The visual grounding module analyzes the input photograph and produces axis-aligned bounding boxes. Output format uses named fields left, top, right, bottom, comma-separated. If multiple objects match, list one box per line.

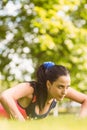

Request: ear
left=46, top=80, right=51, bottom=90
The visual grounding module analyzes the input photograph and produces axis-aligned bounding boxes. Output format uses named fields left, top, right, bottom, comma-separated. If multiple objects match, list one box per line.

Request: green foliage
left=0, top=0, right=87, bottom=92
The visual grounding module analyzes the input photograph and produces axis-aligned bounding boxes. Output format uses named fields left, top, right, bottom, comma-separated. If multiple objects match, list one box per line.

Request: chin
left=60, top=98, right=64, bottom=101
left=57, top=97, right=64, bottom=101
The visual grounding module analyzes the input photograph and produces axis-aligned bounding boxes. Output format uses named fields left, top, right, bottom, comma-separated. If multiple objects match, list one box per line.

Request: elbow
left=82, top=95, right=87, bottom=105
left=84, top=95, right=87, bottom=101
left=85, top=97, right=87, bottom=104
left=80, top=96, right=87, bottom=118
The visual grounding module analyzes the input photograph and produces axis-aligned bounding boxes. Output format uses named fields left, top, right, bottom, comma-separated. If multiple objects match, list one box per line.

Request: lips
left=59, top=95, right=65, bottom=99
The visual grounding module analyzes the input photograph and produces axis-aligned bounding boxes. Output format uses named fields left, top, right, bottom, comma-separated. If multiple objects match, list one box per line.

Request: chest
left=18, top=97, right=32, bottom=108
left=35, top=102, right=52, bottom=115
left=25, top=99, right=57, bottom=119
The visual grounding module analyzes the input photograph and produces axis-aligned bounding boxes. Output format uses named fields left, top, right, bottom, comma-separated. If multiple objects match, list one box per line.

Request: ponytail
left=36, top=62, right=54, bottom=110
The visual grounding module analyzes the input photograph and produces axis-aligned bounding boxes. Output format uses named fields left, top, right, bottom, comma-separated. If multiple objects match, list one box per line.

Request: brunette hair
left=36, top=62, right=70, bottom=110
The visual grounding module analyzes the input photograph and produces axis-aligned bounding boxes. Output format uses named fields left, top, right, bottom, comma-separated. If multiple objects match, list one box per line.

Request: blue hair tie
left=43, top=61, right=55, bottom=69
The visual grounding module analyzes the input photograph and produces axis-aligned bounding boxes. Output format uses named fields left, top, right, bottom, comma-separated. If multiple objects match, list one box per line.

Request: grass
left=0, top=114, right=87, bottom=130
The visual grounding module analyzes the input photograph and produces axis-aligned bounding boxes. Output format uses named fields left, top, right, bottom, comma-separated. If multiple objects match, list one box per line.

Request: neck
left=46, top=94, right=53, bottom=104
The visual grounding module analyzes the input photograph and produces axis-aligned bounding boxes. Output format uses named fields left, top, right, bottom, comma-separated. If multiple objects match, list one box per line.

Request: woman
left=0, top=61, right=87, bottom=121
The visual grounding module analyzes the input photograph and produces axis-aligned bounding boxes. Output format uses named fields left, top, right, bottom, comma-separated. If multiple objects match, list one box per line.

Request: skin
left=46, top=74, right=71, bottom=101
left=47, top=75, right=87, bottom=117
left=0, top=75, right=87, bottom=121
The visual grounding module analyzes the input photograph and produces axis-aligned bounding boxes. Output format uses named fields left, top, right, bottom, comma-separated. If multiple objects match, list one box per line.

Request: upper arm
left=65, top=87, right=87, bottom=104
left=1, top=83, right=34, bottom=100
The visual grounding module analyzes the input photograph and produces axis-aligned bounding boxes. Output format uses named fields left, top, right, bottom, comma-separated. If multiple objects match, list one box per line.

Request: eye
left=66, top=85, right=70, bottom=89
left=58, top=85, right=63, bottom=89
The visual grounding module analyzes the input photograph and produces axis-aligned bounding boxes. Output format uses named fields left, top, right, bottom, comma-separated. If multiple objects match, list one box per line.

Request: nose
left=62, top=88, right=67, bottom=95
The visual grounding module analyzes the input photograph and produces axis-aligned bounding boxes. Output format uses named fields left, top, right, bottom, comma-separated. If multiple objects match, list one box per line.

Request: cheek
left=49, top=87, right=55, bottom=96
left=55, top=89, right=61, bottom=95
left=50, top=87, right=60, bottom=96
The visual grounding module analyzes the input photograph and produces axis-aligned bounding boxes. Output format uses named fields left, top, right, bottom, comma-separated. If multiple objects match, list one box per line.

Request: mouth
left=59, top=95, right=65, bottom=99
left=56, top=95, right=66, bottom=101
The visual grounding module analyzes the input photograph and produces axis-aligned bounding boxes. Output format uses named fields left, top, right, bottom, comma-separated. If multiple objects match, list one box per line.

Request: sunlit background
left=0, top=0, right=87, bottom=117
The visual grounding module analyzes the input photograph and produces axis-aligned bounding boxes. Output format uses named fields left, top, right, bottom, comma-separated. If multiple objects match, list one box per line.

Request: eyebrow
left=58, top=84, right=70, bottom=88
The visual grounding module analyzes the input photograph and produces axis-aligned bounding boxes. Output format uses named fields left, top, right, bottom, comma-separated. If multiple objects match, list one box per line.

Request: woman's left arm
left=66, top=87, right=87, bottom=117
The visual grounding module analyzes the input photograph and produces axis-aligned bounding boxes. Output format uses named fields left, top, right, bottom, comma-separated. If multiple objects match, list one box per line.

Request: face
left=47, top=75, right=71, bottom=101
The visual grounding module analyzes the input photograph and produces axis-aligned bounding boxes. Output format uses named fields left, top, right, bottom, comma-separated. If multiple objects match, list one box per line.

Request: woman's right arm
left=0, top=83, right=34, bottom=121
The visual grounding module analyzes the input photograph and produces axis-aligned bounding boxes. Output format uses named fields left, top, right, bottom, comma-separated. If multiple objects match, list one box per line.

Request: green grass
left=0, top=114, right=87, bottom=130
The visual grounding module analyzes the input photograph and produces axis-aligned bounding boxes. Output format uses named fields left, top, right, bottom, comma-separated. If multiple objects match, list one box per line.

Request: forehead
left=54, top=75, right=71, bottom=85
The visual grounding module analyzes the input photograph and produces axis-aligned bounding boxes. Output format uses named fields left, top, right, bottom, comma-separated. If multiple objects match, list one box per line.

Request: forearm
left=0, top=94, right=25, bottom=121
left=80, top=99, right=87, bottom=117
left=66, top=88, right=87, bottom=117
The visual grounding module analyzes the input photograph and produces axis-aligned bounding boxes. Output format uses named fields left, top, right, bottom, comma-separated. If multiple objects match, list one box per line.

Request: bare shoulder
left=1, top=82, right=34, bottom=100
left=66, top=87, right=87, bottom=103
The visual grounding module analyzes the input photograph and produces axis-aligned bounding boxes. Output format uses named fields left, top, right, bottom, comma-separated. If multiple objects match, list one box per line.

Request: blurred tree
left=0, top=0, right=87, bottom=93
